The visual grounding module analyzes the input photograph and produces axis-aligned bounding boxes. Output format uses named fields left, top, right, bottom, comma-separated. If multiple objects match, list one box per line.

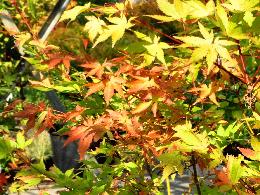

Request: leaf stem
left=134, top=19, right=182, bottom=45
left=215, top=57, right=246, bottom=84
left=191, top=153, right=201, bottom=195
left=166, top=176, right=171, bottom=195
left=243, top=114, right=254, bottom=135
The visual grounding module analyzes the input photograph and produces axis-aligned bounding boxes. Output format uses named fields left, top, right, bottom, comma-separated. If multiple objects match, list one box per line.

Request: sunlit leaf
left=84, top=16, right=106, bottom=42
left=60, top=3, right=91, bottom=22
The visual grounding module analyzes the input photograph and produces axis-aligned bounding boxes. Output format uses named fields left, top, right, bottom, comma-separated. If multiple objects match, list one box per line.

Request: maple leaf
left=62, top=105, right=85, bottom=122
left=132, top=101, right=152, bottom=114
left=104, top=76, right=126, bottom=104
left=93, top=15, right=135, bottom=47
left=81, top=61, right=115, bottom=79
left=222, top=0, right=259, bottom=12
left=85, top=81, right=105, bottom=97
left=175, top=22, right=237, bottom=73
left=35, top=108, right=58, bottom=135
left=128, top=76, right=159, bottom=94
left=3, top=99, right=23, bottom=114
left=29, top=78, right=53, bottom=91
left=174, top=121, right=209, bottom=153
left=214, top=168, right=232, bottom=187
left=226, top=155, right=245, bottom=184
left=216, top=5, right=248, bottom=40
left=0, top=173, right=7, bottom=191
left=189, top=82, right=223, bottom=106
left=15, top=32, right=31, bottom=50
left=158, top=151, right=188, bottom=182
left=64, top=117, right=109, bottom=159
left=46, top=55, right=74, bottom=70
left=13, top=102, right=46, bottom=130
left=155, top=0, right=189, bottom=21
left=84, top=16, right=106, bottom=42
left=81, top=61, right=105, bottom=79
left=238, top=137, right=260, bottom=161
left=60, top=3, right=91, bottom=22
left=148, top=0, right=214, bottom=22
left=85, top=76, right=126, bottom=104
left=134, top=31, right=172, bottom=66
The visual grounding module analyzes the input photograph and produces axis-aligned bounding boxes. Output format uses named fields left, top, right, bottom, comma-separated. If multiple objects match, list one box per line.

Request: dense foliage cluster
left=0, top=0, right=259, bottom=194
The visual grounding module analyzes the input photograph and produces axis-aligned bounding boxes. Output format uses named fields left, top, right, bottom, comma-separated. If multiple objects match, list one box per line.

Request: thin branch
left=191, top=153, right=201, bottom=195
left=134, top=19, right=182, bottom=45
left=252, top=65, right=260, bottom=80
left=215, top=57, right=246, bottom=84
left=237, top=41, right=249, bottom=84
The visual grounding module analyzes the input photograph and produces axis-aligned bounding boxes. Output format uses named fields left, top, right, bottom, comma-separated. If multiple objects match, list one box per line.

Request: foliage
left=0, top=0, right=260, bottom=194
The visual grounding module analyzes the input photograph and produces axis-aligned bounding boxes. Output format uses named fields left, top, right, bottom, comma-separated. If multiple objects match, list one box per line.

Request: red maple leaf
left=0, top=173, right=8, bottom=192
left=36, top=108, right=60, bottom=135
left=3, top=99, right=23, bottom=116
left=62, top=105, right=85, bottom=122
left=14, top=102, right=46, bottom=130
left=46, top=54, right=74, bottom=71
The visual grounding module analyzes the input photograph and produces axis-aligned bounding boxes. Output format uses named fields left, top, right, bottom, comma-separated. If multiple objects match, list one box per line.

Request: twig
left=191, top=153, right=201, bottom=195
left=237, top=41, right=249, bottom=84
left=215, top=56, right=246, bottom=84
left=134, top=19, right=182, bottom=45
left=243, top=114, right=254, bottom=135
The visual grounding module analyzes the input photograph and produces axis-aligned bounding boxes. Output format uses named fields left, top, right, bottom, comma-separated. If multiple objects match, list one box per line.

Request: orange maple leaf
left=104, top=76, right=126, bottom=104
left=85, top=82, right=105, bottom=97
left=132, top=101, right=152, bottom=114
left=81, top=62, right=104, bottom=79
left=62, top=105, right=85, bottom=122
left=64, top=117, right=109, bottom=160
left=46, top=54, right=74, bottom=70
left=128, top=76, right=159, bottom=94
left=238, top=147, right=257, bottom=160
left=36, top=108, right=59, bottom=135
left=214, top=168, right=231, bottom=186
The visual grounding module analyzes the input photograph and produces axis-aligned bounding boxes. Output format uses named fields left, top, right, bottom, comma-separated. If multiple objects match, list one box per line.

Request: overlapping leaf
left=93, top=15, right=135, bottom=47
left=134, top=31, right=172, bottom=66
left=60, top=3, right=91, bottom=22
left=150, top=0, right=214, bottom=22
left=175, top=22, right=237, bottom=73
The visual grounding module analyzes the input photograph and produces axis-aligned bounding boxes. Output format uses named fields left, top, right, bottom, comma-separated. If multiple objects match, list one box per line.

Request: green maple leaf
left=134, top=31, right=172, bottom=66
left=243, top=11, right=256, bottom=27
left=93, top=15, right=135, bottom=48
left=173, top=121, right=210, bottom=153
left=216, top=5, right=248, bottom=40
left=84, top=16, right=106, bottom=42
left=227, top=155, right=245, bottom=184
left=158, top=151, right=188, bottom=182
left=60, top=3, right=91, bottom=22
